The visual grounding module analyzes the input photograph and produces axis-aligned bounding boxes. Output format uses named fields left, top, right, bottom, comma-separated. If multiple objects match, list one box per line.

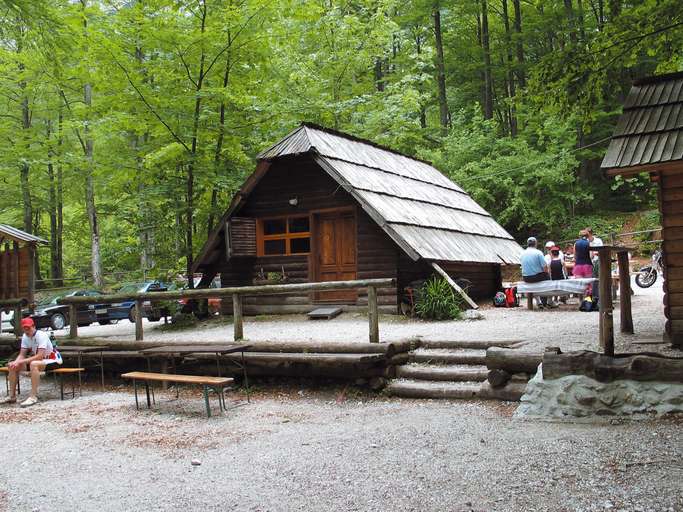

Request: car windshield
left=117, top=283, right=145, bottom=294
left=37, top=294, right=62, bottom=306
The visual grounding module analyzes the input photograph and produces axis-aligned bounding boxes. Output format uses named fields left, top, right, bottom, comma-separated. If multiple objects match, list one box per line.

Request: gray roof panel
left=602, top=73, right=683, bottom=169
left=0, top=225, right=48, bottom=244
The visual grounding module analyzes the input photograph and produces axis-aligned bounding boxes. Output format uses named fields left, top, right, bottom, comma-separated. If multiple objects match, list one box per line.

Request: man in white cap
left=520, top=237, right=550, bottom=307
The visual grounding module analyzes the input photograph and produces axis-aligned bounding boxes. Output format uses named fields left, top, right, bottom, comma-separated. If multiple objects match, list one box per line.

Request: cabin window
left=258, top=215, right=311, bottom=256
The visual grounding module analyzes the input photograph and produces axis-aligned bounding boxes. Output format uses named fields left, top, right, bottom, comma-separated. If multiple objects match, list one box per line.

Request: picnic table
left=57, top=344, right=110, bottom=392
left=138, top=343, right=251, bottom=403
left=516, top=278, right=597, bottom=310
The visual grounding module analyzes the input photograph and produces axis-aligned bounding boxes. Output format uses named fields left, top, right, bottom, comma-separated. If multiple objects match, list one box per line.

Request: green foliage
left=414, top=277, right=464, bottom=321
left=558, top=212, right=632, bottom=246
left=0, top=0, right=678, bottom=288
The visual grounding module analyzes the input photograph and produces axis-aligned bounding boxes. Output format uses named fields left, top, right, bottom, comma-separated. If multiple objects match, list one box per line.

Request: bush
left=414, top=277, right=464, bottom=321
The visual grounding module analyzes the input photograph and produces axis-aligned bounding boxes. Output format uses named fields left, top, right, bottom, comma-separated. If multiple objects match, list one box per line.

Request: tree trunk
left=501, top=0, right=517, bottom=136
left=209, top=30, right=233, bottom=238
left=186, top=0, right=208, bottom=289
left=47, top=119, right=59, bottom=286
left=82, top=1, right=103, bottom=288
left=415, top=33, right=427, bottom=129
left=564, top=0, right=577, bottom=45
left=480, top=0, right=493, bottom=120
left=19, top=35, right=32, bottom=235
left=432, top=5, right=449, bottom=130
left=56, top=107, right=64, bottom=286
left=512, top=0, right=525, bottom=88
left=374, top=58, right=385, bottom=92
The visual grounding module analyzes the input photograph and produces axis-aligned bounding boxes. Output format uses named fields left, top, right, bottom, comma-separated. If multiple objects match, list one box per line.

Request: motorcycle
left=635, top=248, right=663, bottom=288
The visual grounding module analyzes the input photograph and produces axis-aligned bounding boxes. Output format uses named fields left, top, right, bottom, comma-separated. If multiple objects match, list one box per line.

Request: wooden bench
left=1, top=366, right=85, bottom=399
left=121, top=371, right=234, bottom=417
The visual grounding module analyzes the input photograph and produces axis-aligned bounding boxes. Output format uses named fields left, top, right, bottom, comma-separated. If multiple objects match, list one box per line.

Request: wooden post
left=232, top=293, right=243, bottom=341
left=135, top=299, right=143, bottom=341
left=431, top=262, right=478, bottom=310
left=69, top=304, right=78, bottom=339
left=617, top=251, right=634, bottom=334
left=527, top=293, right=533, bottom=310
left=13, top=304, right=21, bottom=338
left=368, top=286, right=379, bottom=343
left=27, top=244, right=36, bottom=305
left=598, top=249, right=614, bottom=356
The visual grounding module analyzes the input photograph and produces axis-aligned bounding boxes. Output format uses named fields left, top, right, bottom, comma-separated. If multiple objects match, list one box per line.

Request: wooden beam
left=617, top=252, right=634, bottom=334
left=368, top=285, right=379, bottom=343
left=135, top=300, right=143, bottom=341
left=69, top=304, right=78, bottom=339
left=232, top=293, right=243, bottom=341
left=598, top=249, right=614, bottom=356
left=13, top=304, right=21, bottom=337
left=431, top=262, right=478, bottom=310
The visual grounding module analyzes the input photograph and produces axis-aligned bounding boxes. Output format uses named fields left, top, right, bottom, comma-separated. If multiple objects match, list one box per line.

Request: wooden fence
left=58, top=278, right=394, bottom=343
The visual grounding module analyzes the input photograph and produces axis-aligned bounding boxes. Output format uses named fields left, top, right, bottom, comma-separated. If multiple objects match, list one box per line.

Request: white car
left=1, top=309, right=13, bottom=333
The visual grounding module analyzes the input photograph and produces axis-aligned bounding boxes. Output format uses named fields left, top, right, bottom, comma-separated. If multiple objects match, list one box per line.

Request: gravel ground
left=0, top=385, right=681, bottom=512
left=28, top=275, right=674, bottom=356
left=0, top=278, right=681, bottom=511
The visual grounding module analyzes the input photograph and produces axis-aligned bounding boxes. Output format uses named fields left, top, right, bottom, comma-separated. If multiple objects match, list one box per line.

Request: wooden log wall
left=397, top=254, right=501, bottom=301
left=660, top=169, right=683, bottom=347
left=217, top=156, right=398, bottom=314
left=0, top=243, right=30, bottom=301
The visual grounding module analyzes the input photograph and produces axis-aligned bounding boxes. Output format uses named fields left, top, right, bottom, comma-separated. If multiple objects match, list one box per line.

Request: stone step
left=409, top=348, right=486, bottom=365
left=386, top=379, right=483, bottom=399
left=421, top=339, right=523, bottom=350
left=396, top=364, right=488, bottom=382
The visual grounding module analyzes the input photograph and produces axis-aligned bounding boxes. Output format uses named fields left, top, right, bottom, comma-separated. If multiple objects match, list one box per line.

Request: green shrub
left=414, top=277, right=464, bottom=320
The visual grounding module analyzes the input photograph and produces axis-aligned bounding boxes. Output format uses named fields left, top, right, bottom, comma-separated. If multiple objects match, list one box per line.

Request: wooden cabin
left=193, top=123, right=522, bottom=314
left=601, top=71, right=683, bottom=348
left=0, top=224, right=47, bottom=304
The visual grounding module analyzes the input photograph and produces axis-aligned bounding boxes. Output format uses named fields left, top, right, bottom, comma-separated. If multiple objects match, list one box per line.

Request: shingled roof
left=0, top=225, right=47, bottom=245
left=194, top=123, right=521, bottom=271
left=601, top=71, right=683, bottom=171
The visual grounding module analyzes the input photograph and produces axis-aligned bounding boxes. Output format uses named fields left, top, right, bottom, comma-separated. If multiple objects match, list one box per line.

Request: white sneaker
left=20, top=396, right=38, bottom=407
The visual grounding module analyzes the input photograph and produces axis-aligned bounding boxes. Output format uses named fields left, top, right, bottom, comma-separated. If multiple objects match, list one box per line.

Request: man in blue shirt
left=521, top=237, right=549, bottom=282
left=520, top=237, right=550, bottom=308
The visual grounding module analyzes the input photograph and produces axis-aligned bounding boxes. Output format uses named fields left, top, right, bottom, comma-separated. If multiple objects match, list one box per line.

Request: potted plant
left=252, top=267, right=289, bottom=286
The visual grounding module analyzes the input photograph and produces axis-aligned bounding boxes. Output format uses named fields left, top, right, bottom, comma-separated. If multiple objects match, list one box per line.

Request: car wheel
left=50, top=313, right=67, bottom=330
left=128, top=307, right=136, bottom=323
left=99, top=319, right=111, bottom=326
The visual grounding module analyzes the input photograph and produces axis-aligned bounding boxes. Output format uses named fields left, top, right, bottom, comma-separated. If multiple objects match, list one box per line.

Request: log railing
left=58, top=278, right=395, bottom=343
left=0, top=298, right=24, bottom=337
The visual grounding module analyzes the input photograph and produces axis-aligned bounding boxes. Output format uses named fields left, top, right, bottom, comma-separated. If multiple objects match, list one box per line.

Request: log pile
left=542, top=350, right=683, bottom=383
left=483, top=346, right=543, bottom=399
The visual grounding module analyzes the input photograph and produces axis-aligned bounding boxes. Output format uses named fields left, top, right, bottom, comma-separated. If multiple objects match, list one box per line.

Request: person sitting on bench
left=521, top=236, right=551, bottom=308
left=2, top=318, right=62, bottom=407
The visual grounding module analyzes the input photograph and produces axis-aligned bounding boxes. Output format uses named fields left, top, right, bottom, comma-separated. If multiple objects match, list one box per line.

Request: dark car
left=22, top=290, right=109, bottom=330
left=109, top=281, right=173, bottom=323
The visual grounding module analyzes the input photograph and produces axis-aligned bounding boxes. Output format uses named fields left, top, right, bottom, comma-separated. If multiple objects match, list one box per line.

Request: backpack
left=504, top=287, right=519, bottom=307
left=493, top=291, right=507, bottom=307
left=579, top=296, right=599, bottom=312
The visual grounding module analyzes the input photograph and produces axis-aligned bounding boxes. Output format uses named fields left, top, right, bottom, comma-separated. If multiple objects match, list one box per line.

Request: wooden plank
left=135, top=300, right=143, bottom=341
left=233, top=293, right=243, bottom=341
left=667, top=293, right=683, bottom=306
left=69, top=304, right=78, bottom=339
left=662, top=171, right=683, bottom=188
left=13, top=304, right=21, bottom=337
left=431, top=262, right=478, bottom=310
left=617, top=252, right=633, bottom=334
left=662, top=187, right=683, bottom=202
left=663, top=215, right=683, bottom=228
left=662, top=201, right=683, bottom=215
left=598, top=250, right=614, bottom=356
left=121, top=371, right=233, bottom=386
left=663, top=227, right=683, bottom=241
left=663, top=240, right=683, bottom=253
left=368, top=285, right=379, bottom=343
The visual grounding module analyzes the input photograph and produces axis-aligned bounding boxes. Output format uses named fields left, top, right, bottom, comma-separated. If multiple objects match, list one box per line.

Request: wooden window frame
left=257, top=215, right=311, bottom=257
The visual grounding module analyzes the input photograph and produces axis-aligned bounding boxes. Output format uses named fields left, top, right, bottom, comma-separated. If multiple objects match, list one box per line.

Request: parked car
left=20, top=290, right=109, bottom=330
left=1, top=309, right=13, bottom=333
left=179, top=277, right=222, bottom=317
left=109, top=281, right=173, bottom=323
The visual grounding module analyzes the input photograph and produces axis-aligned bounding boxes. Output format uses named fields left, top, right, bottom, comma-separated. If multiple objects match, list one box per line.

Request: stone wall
left=514, top=364, right=683, bottom=418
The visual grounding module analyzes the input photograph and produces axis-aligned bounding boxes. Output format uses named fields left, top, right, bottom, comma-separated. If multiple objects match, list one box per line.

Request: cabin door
left=314, top=210, right=357, bottom=303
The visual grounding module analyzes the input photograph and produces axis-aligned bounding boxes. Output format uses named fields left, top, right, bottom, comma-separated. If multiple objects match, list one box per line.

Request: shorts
left=573, top=264, right=593, bottom=278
